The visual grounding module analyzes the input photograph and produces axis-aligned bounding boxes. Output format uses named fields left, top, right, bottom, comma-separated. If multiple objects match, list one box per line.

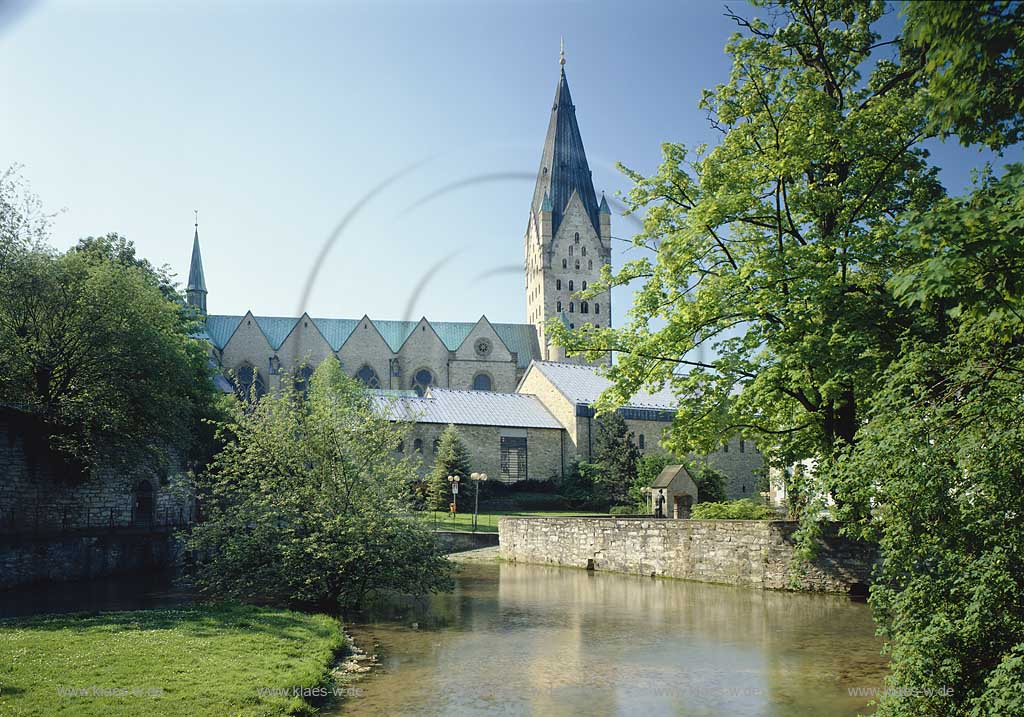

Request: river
left=337, top=559, right=887, bottom=716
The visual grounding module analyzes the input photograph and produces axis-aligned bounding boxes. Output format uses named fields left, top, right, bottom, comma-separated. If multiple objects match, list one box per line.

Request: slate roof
left=524, top=361, right=678, bottom=410
left=201, top=315, right=542, bottom=368
left=651, top=464, right=695, bottom=489
left=531, top=66, right=601, bottom=237
left=372, top=388, right=562, bottom=429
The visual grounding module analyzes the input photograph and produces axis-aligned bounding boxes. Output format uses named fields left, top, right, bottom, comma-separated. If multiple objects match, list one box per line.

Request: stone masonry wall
left=499, top=517, right=877, bottom=593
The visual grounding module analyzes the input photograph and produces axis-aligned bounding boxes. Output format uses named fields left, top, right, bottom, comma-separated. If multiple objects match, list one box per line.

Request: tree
left=548, top=0, right=942, bottom=504
left=592, top=411, right=640, bottom=507
left=0, top=230, right=219, bottom=475
left=187, top=361, right=453, bottom=610
left=690, top=462, right=728, bottom=504
left=904, top=0, right=1024, bottom=151
left=427, top=424, right=471, bottom=511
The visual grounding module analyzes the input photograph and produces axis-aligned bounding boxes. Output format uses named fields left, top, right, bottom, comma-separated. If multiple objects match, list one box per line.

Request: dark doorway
left=133, top=480, right=154, bottom=527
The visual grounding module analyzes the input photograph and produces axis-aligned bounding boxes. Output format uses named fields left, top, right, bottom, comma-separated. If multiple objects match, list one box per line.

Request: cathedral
left=185, top=53, right=764, bottom=492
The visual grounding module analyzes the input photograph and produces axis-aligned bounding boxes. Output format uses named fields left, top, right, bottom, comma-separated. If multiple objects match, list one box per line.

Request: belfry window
left=412, top=368, right=434, bottom=396
left=575, top=260, right=580, bottom=270
left=568, top=280, right=574, bottom=291
left=568, top=302, right=574, bottom=313
left=562, top=259, right=567, bottom=269
left=356, top=364, right=381, bottom=389
left=557, top=300, right=562, bottom=312
left=574, top=232, right=580, bottom=243
left=581, top=301, right=589, bottom=314
left=569, top=246, right=573, bottom=256
left=556, top=279, right=561, bottom=290
left=582, top=281, right=587, bottom=290
left=588, top=259, right=593, bottom=270
left=582, top=247, right=587, bottom=256
left=595, top=303, right=600, bottom=314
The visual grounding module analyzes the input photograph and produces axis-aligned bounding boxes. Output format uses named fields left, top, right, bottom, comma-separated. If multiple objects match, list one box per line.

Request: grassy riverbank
left=0, top=603, right=346, bottom=716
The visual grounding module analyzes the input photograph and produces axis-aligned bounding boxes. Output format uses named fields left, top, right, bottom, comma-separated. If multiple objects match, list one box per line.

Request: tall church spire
left=186, top=212, right=207, bottom=314
left=530, top=43, right=601, bottom=237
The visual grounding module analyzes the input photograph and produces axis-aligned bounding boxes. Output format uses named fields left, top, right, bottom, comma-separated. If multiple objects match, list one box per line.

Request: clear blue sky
left=2, top=0, right=1017, bottom=327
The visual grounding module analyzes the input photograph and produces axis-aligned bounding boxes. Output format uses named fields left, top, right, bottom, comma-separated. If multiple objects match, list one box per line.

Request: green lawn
left=0, top=603, right=346, bottom=717
left=424, top=509, right=601, bottom=533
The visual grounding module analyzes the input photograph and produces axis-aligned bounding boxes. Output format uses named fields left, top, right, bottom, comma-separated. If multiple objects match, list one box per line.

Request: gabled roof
left=651, top=467, right=692, bottom=489
left=372, top=388, right=562, bottom=429
left=531, top=66, right=601, bottom=237
left=522, top=361, right=678, bottom=410
left=202, top=315, right=542, bottom=368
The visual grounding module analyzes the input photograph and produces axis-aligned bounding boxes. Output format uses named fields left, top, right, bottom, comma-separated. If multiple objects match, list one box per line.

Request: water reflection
left=341, top=561, right=886, bottom=717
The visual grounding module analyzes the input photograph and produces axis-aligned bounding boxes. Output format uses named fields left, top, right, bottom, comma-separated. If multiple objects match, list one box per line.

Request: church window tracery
left=412, top=368, right=434, bottom=396
left=356, top=364, right=381, bottom=389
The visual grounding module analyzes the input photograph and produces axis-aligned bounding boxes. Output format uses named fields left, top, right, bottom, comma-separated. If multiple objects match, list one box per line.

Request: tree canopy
left=187, top=360, right=452, bottom=609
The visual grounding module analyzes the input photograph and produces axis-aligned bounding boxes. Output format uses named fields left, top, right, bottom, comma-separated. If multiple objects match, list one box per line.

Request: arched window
left=574, top=232, right=580, bottom=243
left=356, top=364, right=381, bottom=389
left=740, top=439, right=746, bottom=453
left=557, top=300, right=562, bottom=312
left=568, top=302, right=574, bottom=313
left=556, top=279, right=561, bottom=290
left=588, top=259, right=593, bottom=270
left=472, top=373, right=492, bottom=391
left=412, top=368, right=434, bottom=396
left=414, top=438, right=423, bottom=453
left=581, top=301, right=589, bottom=314
left=568, top=280, right=574, bottom=291
left=294, top=364, right=315, bottom=396
left=562, top=259, right=567, bottom=269
left=582, top=281, right=587, bottom=290
left=595, top=303, right=600, bottom=314
left=575, top=260, right=580, bottom=270
left=568, top=245, right=573, bottom=256
left=638, top=434, right=646, bottom=449
left=235, top=364, right=266, bottom=403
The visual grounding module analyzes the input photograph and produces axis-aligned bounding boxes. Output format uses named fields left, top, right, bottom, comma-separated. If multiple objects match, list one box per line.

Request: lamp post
left=447, top=475, right=460, bottom=518
left=470, top=472, right=488, bottom=531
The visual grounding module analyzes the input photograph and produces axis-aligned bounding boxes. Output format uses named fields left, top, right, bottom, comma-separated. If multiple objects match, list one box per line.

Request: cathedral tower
left=525, top=45, right=611, bottom=364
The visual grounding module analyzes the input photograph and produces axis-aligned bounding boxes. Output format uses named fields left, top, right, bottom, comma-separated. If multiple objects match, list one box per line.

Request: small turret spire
left=186, top=213, right=208, bottom=314
left=560, top=37, right=565, bottom=67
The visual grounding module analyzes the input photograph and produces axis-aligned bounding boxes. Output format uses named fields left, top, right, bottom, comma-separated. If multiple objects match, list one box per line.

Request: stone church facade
left=185, top=54, right=762, bottom=496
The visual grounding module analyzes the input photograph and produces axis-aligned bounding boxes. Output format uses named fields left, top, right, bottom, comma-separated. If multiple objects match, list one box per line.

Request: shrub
left=511, top=492, right=570, bottom=511
left=609, top=504, right=644, bottom=515
left=691, top=499, right=775, bottom=520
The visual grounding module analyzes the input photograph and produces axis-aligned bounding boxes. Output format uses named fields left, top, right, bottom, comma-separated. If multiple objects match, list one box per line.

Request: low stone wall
left=498, top=517, right=877, bottom=593
left=435, top=530, right=500, bottom=554
left=0, top=531, right=183, bottom=590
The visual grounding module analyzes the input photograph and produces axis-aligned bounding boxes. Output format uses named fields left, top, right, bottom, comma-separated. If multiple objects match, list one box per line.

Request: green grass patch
left=424, top=509, right=602, bottom=533
left=0, top=603, right=346, bottom=717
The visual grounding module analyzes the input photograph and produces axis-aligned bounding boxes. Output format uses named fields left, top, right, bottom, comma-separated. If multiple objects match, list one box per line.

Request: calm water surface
left=338, top=560, right=887, bottom=717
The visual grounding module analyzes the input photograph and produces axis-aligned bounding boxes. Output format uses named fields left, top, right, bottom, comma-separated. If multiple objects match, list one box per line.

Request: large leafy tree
left=187, top=361, right=452, bottom=609
left=0, top=222, right=218, bottom=475
left=550, top=0, right=942, bottom=490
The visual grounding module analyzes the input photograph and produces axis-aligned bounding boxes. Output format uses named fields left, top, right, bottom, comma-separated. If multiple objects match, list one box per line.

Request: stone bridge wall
left=498, top=517, right=877, bottom=593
